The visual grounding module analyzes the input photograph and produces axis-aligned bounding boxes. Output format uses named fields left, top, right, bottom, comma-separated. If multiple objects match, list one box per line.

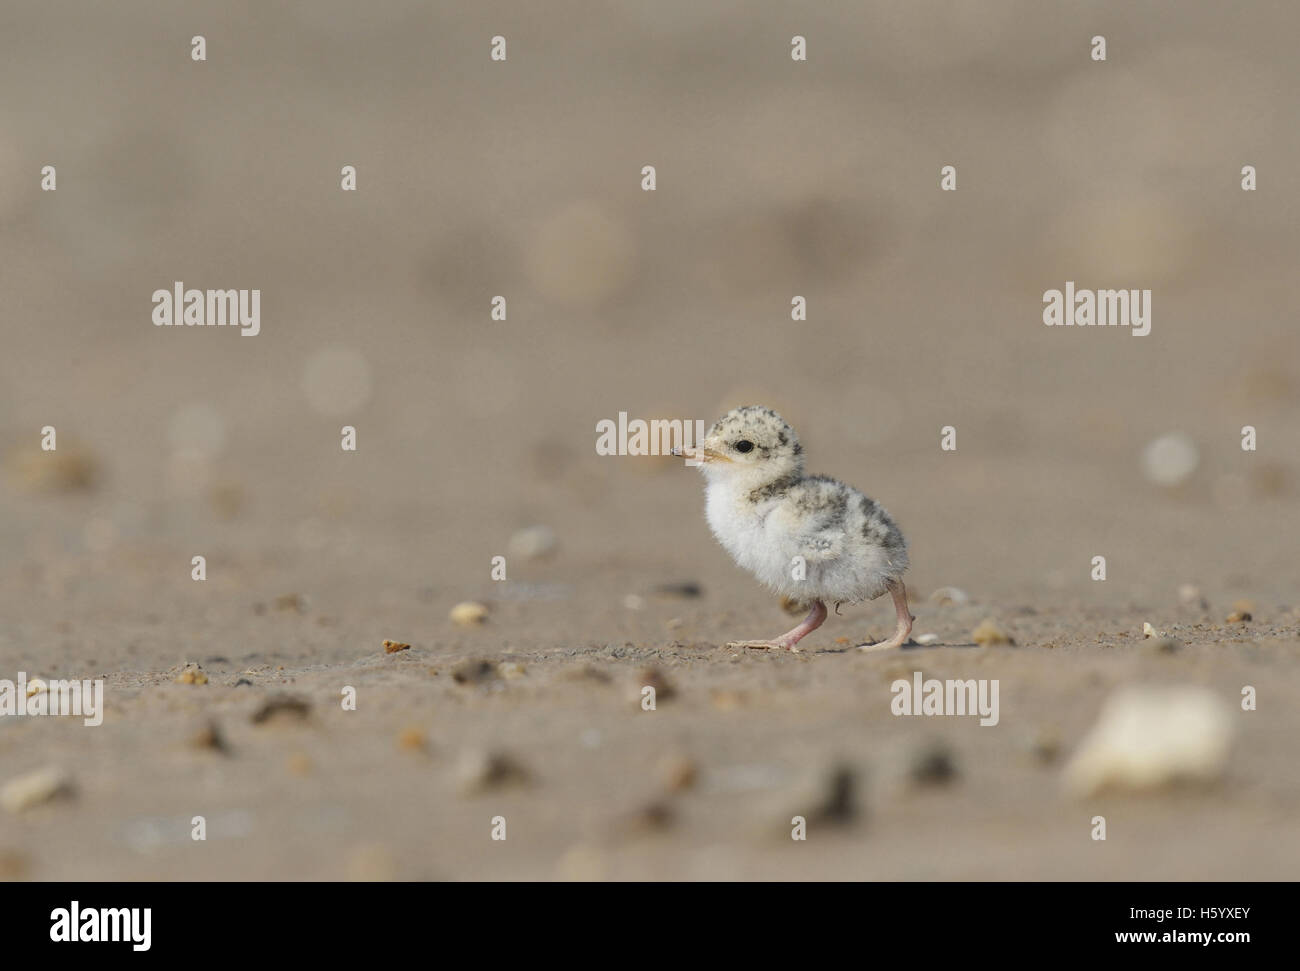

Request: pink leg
left=728, top=599, right=828, bottom=652
left=858, top=579, right=913, bottom=653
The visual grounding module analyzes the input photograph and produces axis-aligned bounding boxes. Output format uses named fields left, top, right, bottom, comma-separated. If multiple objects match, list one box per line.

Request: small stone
left=1, top=767, right=73, bottom=813
left=497, top=661, right=527, bottom=679
left=456, top=750, right=531, bottom=794
left=910, top=743, right=958, bottom=786
left=614, top=801, right=675, bottom=835
left=659, top=755, right=698, bottom=792
left=274, top=593, right=308, bottom=613
left=1028, top=729, right=1061, bottom=764
left=450, top=601, right=489, bottom=627
left=451, top=659, right=499, bottom=684
left=1142, top=622, right=1158, bottom=638
left=189, top=721, right=228, bottom=753
left=175, top=666, right=209, bottom=685
left=929, top=587, right=970, bottom=607
left=250, top=695, right=311, bottom=725
left=652, top=582, right=703, bottom=599
left=971, top=619, right=1012, bottom=646
left=1226, top=610, right=1252, bottom=623
left=1062, top=686, right=1233, bottom=796
left=382, top=639, right=411, bottom=654
left=810, top=765, right=859, bottom=823
left=397, top=727, right=427, bottom=752
left=636, top=666, right=676, bottom=701
left=914, top=633, right=940, bottom=645
left=507, top=525, right=557, bottom=560
left=5, top=442, right=98, bottom=494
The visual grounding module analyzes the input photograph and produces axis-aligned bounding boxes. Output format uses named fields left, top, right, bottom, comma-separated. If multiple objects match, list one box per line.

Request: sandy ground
left=1, top=1, right=1298, bottom=880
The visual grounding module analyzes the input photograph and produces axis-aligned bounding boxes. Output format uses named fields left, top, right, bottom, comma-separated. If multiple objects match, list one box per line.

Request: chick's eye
left=734, top=440, right=754, bottom=454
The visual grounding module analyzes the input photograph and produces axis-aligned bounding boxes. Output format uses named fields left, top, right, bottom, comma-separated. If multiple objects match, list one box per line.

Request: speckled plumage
left=681, top=405, right=913, bottom=651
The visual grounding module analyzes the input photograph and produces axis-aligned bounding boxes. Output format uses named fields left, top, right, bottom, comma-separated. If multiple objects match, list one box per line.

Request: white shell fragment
left=449, top=601, right=489, bottom=626
left=1141, top=432, right=1199, bottom=487
left=1, top=766, right=73, bottom=813
left=1062, top=686, right=1233, bottom=797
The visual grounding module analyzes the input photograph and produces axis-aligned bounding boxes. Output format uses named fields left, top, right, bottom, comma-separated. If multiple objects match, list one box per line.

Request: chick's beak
left=670, top=439, right=729, bottom=463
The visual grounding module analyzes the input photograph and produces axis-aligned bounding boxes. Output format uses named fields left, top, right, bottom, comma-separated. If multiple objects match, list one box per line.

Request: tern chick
left=674, top=405, right=912, bottom=652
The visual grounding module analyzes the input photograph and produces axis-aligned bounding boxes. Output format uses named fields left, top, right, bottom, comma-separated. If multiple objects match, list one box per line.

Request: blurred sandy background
left=1, top=1, right=1297, bottom=879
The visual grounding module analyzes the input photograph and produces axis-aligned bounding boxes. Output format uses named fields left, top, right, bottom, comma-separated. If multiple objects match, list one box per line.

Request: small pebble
left=250, top=695, right=311, bottom=725
left=1226, top=610, right=1252, bottom=624
left=456, top=750, right=532, bottom=794
left=507, top=525, right=557, bottom=560
left=189, top=721, right=228, bottom=753
left=382, top=639, right=411, bottom=654
left=175, top=667, right=209, bottom=685
left=914, top=633, right=940, bottom=645
left=636, top=666, right=676, bottom=701
left=910, top=744, right=958, bottom=786
left=652, top=582, right=703, bottom=599
left=451, top=659, right=499, bottom=684
left=929, top=587, right=970, bottom=606
left=659, top=755, right=698, bottom=792
left=397, top=727, right=428, bottom=753
left=1, top=767, right=73, bottom=813
left=1028, top=729, right=1061, bottom=764
left=971, top=619, right=1012, bottom=646
left=614, top=801, right=675, bottom=835
left=450, top=601, right=489, bottom=627
left=498, top=661, right=527, bottom=679
left=274, top=593, right=308, bottom=613
left=810, top=765, right=859, bottom=823
left=4, top=443, right=98, bottom=494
